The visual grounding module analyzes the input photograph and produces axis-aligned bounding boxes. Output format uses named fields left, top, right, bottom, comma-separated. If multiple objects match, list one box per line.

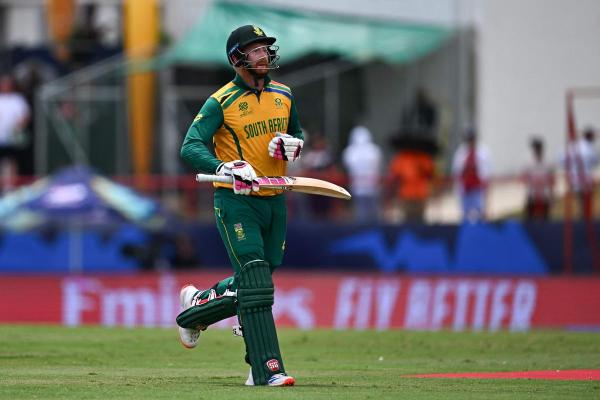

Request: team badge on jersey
left=239, top=101, right=250, bottom=117
left=274, top=98, right=283, bottom=109
left=233, top=223, right=246, bottom=241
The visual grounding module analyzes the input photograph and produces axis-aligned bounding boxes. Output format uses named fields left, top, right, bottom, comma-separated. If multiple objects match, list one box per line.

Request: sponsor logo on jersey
left=193, top=113, right=203, bottom=123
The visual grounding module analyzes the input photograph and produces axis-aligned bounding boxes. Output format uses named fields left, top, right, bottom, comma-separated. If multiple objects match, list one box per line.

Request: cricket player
left=177, top=25, right=304, bottom=387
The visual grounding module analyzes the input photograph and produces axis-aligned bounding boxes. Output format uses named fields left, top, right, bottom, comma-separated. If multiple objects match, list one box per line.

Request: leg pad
left=176, top=295, right=237, bottom=329
left=237, top=260, right=285, bottom=385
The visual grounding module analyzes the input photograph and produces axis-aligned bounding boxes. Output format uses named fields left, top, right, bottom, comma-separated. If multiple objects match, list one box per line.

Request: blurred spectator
left=13, top=60, right=57, bottom=175
left=301, top=134, right=334, bottom=172
left=401, top=87, right=438, bottom=138
left=121, top=238, right=166, bottom=271
left=284, top=129, right=310, bottom=219
left=451, top=129, right=491, bottom=222
left=523, top=137, right=555, bottom=221
left=300, top=134, right=337, bottom=218
left=386, top=135, right=436, bottom=222
left=121, top=229, right=201, bottom=271
left=342, top=126, right=383, bottom=223
left=168, top=232, right=201, bottom=269
left=0, top=73, right=30, bottom=193
left=68, top=4, right=104, bottom=69
left=561, top=126, right=599, bottom=220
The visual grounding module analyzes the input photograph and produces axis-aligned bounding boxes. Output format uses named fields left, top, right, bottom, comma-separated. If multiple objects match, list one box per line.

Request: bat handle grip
left=195, top=174, right=233, bottom=184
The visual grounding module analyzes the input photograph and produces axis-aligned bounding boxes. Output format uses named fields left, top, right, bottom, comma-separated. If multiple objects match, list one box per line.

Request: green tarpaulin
left=164, top=0, right=452, bottom=66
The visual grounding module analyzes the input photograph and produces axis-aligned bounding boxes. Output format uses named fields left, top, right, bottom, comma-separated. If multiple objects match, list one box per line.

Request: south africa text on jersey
left=244, top=117, right=288, bottom=139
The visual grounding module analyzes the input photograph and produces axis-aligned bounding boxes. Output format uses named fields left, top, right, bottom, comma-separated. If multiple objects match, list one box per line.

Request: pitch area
left=0, top=326, right=599, bottom=399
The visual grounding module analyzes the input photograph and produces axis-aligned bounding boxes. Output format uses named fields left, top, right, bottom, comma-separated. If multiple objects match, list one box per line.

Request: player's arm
left=287, top=96, right=304, bottom=141
left=180, top=98, right=224, bottom=174
left=181, top=98, right=259, bottom=196
left=268, top=96, right=304, bottom=162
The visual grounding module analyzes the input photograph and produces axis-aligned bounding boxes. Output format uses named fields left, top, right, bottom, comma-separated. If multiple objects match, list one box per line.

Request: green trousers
left=214, top=188, right=286, bottom=275
left=196, top=189, right=286, bottom=301
left=212, top=189, right=289, bottom=381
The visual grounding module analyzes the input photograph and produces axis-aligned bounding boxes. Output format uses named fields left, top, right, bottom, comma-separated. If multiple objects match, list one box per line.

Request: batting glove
left=268, top=132, right=303, bottom=162
left=216, top=160, right=259, bottom=195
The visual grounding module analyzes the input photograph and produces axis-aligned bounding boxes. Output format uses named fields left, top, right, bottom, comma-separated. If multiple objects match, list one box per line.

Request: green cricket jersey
left=181, top=74, right=303, bottom=196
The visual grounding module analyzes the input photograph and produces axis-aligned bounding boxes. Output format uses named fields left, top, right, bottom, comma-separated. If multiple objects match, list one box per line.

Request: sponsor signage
left=1, top=272, right=599, bottom=331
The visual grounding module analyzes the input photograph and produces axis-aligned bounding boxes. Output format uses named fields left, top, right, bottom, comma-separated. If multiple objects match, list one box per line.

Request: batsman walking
left=177, top=25, right=304, bottom=387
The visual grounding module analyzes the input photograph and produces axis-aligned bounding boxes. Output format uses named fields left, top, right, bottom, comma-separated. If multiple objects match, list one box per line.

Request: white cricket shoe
left=178, top=326, right=200, bottom=349
left=245, top=368, right=295, bottom=386
left=178, top=284, right=207, bottom=349
left=267, top=373, right=295, bottom=386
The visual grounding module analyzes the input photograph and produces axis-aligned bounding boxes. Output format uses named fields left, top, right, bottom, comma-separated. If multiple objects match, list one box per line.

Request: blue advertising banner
left=191, top=221, right=599, bottom=275
left=1, top=220, right=598, bottom=274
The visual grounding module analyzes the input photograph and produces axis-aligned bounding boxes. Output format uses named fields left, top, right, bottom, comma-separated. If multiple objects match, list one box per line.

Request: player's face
left=243, top=42, right=270, bottom=76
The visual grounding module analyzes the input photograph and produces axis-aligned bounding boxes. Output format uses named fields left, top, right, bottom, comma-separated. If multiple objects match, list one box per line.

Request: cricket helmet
left=226, top=25, right=279, bottom=69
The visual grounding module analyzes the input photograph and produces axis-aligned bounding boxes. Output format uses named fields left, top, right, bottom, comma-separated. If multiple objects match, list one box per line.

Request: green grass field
left=1, top=326, right=599, bottom=399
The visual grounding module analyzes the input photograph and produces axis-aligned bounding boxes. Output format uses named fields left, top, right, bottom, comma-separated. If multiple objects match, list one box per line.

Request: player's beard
left=248, top=61, right=269, bottom=79
left=246, top=53, right=270, bottom=76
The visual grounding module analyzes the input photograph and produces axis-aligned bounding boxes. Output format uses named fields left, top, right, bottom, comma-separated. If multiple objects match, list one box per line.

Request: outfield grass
left=1, top=326, right=599, bottom=399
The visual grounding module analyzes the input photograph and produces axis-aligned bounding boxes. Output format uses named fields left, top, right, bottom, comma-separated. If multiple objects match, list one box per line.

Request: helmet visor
left=231, top=44, right=280, bottom=70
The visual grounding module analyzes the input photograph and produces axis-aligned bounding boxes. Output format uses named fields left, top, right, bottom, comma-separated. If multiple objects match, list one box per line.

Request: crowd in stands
left=286, top=124, right=598, bottom=224
left=2, top=52, right=598, bottom=225
left=1, top=53, right=599, bottom=225
left=1, top=2, right=598, bottom=225
left=0, top=4, right=116, bottom=190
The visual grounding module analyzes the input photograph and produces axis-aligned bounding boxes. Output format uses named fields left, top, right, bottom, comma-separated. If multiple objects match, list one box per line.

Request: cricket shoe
left=267, top=373, right=296, bottom=386
left=178, top=284, right=213, bottom=349
left=245, top=368, right=295, bottom=386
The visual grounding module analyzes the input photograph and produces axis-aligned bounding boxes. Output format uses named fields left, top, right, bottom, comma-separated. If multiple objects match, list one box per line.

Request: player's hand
left=216, top=160, right=259, bottom=195
left=268, top=132, right=303, bottom=162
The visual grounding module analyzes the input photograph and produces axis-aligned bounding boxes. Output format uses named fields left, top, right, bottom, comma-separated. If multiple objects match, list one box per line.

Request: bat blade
left=256, top=176, right=351, bottom=200
left=195, top=174, right=351, bottom=200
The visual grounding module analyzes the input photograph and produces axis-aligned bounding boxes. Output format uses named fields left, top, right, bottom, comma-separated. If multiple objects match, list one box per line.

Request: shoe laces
left=268, top=373, right=286, bottom=383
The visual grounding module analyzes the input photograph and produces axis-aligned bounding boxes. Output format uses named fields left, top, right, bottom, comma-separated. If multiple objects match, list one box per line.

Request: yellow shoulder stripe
left=212, top=84, right=240, bottom=102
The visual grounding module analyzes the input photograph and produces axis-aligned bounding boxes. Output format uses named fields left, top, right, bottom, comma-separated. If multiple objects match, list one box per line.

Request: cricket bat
left=195, top=174, right=351, bottom=200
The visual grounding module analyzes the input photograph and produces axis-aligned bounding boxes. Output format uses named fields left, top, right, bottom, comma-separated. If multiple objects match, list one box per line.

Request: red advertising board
left=1, top=272, right=599, bottom=331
